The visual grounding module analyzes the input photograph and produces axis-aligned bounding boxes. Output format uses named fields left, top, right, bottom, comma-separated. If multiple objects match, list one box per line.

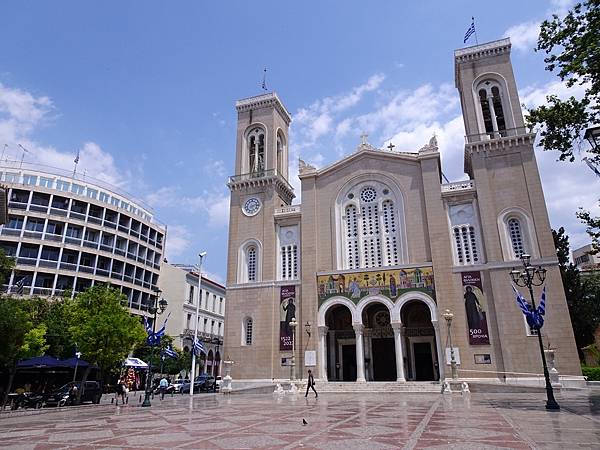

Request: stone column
left=391, top=322, right=405, bottom=382
left=353, top=323, right=366, bottom=382
left=432, top=320, right=445, bottom=381
left=318, top=326, right=329, bottom=381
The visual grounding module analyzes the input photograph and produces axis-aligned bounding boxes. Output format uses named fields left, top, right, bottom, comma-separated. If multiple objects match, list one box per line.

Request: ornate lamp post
left=212, top=337, right=221, bottom=376
left=510, top=253, right=559, bottom=410
left=584, top=125, right=600, bottom=151
left=142, top=290, right=168, bottom=407
left=442, top=309, right=458, bottom=380
left=290, top=317, right=297, bottom=381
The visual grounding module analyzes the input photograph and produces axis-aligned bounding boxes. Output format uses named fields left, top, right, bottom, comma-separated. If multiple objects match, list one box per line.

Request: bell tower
left=224, top=92, right=296, bottom=379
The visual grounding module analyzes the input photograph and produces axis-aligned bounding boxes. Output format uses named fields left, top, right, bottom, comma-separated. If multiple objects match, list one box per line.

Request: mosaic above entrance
left=317, top=266, right=435, bottom=307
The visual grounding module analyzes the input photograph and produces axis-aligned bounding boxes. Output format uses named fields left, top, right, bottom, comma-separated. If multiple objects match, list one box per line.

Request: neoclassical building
left=223, top=38, right=581, bottom=385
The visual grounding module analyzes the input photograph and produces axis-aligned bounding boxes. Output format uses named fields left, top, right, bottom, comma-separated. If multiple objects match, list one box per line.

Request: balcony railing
left=274, top=205, right=301, bottom=215
left=465, top=126, right=533, bottom=144
left=228, top=169, right=293, bottom=191
left=441, top=180, right=475, bottom=193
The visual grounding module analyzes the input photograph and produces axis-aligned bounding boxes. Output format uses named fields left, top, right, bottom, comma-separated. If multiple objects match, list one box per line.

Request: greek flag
left=464, top=19, right=476, bottom=44
left=193, top=337, right=206, bottom=356
left=162, top=345, right=178, bottom=359
left=13, top=277, right=26, bottom=295
left=144, top=312, right=171, bottom=346
left=512, top=285, right=546, bottom=329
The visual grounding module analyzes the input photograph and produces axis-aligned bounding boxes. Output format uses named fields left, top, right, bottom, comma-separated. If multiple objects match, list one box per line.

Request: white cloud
left=164, top=224, right=192, bottom=260
left=503, top=0, right=576, bottom=53
left=503, top=21, right=540, bottom=52
left=145, top=186, right=230, bottom=228
left=0, top=83, right=129, bottom=189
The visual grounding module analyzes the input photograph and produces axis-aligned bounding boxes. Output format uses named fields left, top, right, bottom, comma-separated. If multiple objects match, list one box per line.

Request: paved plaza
left=1, top=391, right=600, bottom=449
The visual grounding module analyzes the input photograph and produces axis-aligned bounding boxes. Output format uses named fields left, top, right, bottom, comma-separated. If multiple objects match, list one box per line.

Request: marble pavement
left=1, top=391, right=599, bottom=449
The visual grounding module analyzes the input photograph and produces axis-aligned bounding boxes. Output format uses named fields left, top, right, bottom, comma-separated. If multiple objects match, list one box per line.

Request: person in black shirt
left=305, top=369, right=318, bottom=398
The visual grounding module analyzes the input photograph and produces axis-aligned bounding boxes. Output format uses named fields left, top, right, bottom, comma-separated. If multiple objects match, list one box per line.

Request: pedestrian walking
left=305, top=369, right=318, bottom=398
left=159, top=376, right=169, bottom=400
left=115, top=378, right=126, bottom=405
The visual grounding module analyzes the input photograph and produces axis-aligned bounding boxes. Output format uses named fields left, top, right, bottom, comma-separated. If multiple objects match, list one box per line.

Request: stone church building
left=223, top=38, right=581, bottom=385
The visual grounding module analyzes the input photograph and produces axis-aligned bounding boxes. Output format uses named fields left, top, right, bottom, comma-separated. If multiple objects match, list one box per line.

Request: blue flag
left=193, top=337, right=206, bottom=356
left=512, top=285, right=546, bottom=329
left=464, top=19, right=476, bottom=44
left=162, top=345, right=178, bottom=359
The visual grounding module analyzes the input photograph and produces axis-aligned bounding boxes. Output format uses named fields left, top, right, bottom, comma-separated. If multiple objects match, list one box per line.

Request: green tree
left=0, top=297, right=48, bottom=409
left=528, top=1, right=600, bottom=251
left=527, top=0, right=600, bottom=162
left=553, top=228, right=600, bottom=359
left=69, top=286, right=146, bottom=382
left=0, top=248, right=15, bottom=286
left=43, top=297, right=76, bottom=359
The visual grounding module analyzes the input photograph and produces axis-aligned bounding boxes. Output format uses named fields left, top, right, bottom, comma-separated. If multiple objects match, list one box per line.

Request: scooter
left=11, top=392, right=45, bottom=410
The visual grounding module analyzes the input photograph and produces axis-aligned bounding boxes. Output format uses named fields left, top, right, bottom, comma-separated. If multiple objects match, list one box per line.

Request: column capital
left=352, top=323, right=364, bottom=334
left=391, top=321, right=403, bottom=331
left=431, top=320, right=440, bottom=329
left=318, top=325, right=329, bottom=337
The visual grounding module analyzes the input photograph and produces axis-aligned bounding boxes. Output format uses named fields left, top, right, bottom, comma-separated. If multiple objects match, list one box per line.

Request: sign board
left=444, top=347, right=461, bottom=365
left=304, top=350, right=316, bottom=367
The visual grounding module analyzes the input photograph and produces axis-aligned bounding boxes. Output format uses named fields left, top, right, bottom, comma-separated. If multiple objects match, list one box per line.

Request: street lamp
left=142, top=289, right=168, bottom=407
left=442, top=309, right=458, bottom=380
left=190, top=251, right=207, bottom=396
left=290, top=317, right=297, bottom=381
left=584, top=125, right=600, bottom=151
left=212, top=337, right=221, bottom=376
left=510, top=253, right=559, bottom=410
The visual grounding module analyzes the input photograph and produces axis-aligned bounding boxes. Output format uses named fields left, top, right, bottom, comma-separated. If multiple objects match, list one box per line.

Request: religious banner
left=279, top=285, right=296, bottom=351
left=317, top=266, right=435, bottom=307
left=461, top=271, right=490, bottom=345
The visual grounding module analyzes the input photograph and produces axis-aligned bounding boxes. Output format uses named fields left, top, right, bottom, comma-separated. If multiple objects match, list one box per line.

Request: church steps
left=319, top=381, right=441, bottom=393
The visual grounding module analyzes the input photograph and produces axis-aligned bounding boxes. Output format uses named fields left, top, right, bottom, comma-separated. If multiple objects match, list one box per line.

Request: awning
left=60, top=357, right=92, bottom=368
left=123, top=357, right=148, bottom=369
left=17, top=355, right=63, bottom=368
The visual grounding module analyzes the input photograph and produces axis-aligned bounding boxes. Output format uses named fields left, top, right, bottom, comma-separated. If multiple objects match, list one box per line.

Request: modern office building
left=159, top=262, right=225, bottom=376
left=223, top=38, right=581, bottom=385
left=0, top=161, right=166, bottom=314
left=572, top=244, right=600, bottom=274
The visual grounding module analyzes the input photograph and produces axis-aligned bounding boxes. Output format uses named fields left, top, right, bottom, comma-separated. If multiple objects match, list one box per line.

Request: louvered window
left=247, top=246, right=257, bottom=281
left=281, top=244, right=298, bottom=280
left=508, top=218, right=525, bottom=258
left=345, top=205, right=360, bottom=269
left=244, top=318, right=253, bottom=345
left=453, top=225, right=479, bottom=265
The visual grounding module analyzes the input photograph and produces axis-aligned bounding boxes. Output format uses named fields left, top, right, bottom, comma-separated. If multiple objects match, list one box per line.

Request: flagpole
left=473, top=17, right=479, bottom=45
left=190, top=251, right=207, bottom=397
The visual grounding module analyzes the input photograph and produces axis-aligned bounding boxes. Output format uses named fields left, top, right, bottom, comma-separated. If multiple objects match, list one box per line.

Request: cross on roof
left=360, top=132, right=368, bottom=145
left=387, top=142, right=395, bottom=151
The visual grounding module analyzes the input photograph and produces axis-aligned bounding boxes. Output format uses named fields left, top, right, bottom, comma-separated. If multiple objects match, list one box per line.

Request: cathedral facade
left=223, top=38, right=582, bottom=385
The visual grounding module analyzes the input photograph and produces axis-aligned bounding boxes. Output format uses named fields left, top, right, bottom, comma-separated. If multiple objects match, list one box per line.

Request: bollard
left=139, top=395, right=142, bottom=403
left=126, top=396, right=128, bottom=404
left=111, top=398, right=114, bottom=404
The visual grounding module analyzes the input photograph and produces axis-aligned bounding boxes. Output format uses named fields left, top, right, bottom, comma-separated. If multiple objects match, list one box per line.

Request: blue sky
left=0, top=0, right=597, bottom=282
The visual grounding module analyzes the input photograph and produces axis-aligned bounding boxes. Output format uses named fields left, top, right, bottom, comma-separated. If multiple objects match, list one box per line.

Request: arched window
left=243, top=317, right=253, bottom=346
left=476, top=79, right=508, bottom=138
left=508, top=218, right=525, bottom=259
left=238, top=239, right=262, bottom=283
left=247, top=127, right=265, bottom=174
left=247, top=246, right=257, bottom=281
left=338, top=180, right=405, bottom=269
left=498, top=209, right=536, bottom=261
left=276, top=132, right=285, bottom=176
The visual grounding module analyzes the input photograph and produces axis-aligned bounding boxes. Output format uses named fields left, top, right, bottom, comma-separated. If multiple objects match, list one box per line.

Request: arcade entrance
left=325, top=304, right=357, bottom=381
left=401, top=300, right=439, bottom=381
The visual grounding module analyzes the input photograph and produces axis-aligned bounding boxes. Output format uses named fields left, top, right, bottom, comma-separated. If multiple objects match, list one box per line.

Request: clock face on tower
left=242, top=197, right=262, bottom=216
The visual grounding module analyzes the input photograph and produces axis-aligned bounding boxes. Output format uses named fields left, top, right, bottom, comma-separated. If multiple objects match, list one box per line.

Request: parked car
left=171, top=378, right=186, bottom=393
left=180, top=374, right=216, bottom=393
left=45, top=381, right=102, bottom=406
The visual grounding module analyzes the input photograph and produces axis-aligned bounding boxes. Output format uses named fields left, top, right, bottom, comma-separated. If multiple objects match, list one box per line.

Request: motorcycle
left=11, top=392, right=45, bottom=410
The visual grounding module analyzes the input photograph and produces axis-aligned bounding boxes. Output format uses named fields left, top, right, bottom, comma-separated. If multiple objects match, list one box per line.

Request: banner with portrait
left=462, top=271, right=490, bottom=345
left=279, top=286, right=296, bottom=351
